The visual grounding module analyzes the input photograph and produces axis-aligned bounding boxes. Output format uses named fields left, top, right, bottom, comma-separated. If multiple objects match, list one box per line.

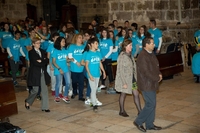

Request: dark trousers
left=71, top=72, right=84, bottom=99
left=135, top=91, right=156, bottom=129
left=9, top=59, right=19, bottom=82
left=101, top=59, right=114, bottom=85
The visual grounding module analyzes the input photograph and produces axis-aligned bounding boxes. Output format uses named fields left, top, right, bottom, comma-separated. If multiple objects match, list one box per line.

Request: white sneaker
left=85, top=98, right=91, bottom=105
left=99, top=85, right=106, bottom=89
left=96, top=99, right=102, bottom=106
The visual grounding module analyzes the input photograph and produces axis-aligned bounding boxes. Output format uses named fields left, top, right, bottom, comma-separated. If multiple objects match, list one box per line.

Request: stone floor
left=3, top=68, right=200, bottom=133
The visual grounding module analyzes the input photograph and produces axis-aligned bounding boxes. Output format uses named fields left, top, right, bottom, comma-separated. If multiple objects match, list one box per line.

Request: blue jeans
left=55, top=72, right=70, bottom=97
left=71, top=72, right=84, bottom=99
left=135, top=91, right=156, bottom=129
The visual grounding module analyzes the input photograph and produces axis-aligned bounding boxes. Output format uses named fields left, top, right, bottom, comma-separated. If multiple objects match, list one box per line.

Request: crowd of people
left=0, top=17, right=174, bottom=132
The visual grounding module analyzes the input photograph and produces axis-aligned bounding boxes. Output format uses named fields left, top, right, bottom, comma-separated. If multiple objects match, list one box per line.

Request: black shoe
left=78, top=97, right=85, bottom=101
left=146, top=125, right=162, bottom=130
left=71, top=94, right=77, bottom=99
left=133, top=121, right=146, bottom=132
left=36, top=95, right=41, bottom=100
left=42, top=109, right=50, bottom=113
left=119, top=112, right=129, bottom=117
left=25, top=101, right=30, bottom=110
left=93, top=105, right=98, bottom=112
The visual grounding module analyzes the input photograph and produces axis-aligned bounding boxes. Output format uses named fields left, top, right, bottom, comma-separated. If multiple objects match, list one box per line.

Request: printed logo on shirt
left=13, top=44, right=21, bottom=49
left=3, top=34, right=12, bottom=39
left=151, top=34, right=155, bottom=38
left=74, top=49, right=84, bottom=55
left=91, top=56, right=100, bottom=64
left=57, top=53, right=67, bottom=61
left=100, top=42, right=108, bottom=48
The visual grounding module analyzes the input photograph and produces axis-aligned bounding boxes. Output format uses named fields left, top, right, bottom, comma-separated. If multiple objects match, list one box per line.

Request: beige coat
left=115, top=51, right=137, bottom=94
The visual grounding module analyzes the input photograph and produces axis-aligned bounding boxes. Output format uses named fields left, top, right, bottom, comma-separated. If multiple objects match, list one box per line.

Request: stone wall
left=108, top=0, right=200, bottom=45
left=0, top=0, right=43, bottom=23
left=70, top=0, right=109, bottom=29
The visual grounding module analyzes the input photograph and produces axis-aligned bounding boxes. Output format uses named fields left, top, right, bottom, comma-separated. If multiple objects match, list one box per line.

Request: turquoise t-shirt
left=68, top=44, right=85, bottom=72
left=24, top=37, right=32, bottom=60
left=98, top=38, right=113, bottom=59
left=148, top=28, right=162, bottom=48
left=85, top=50, right=102, bottom=78
left=0, top=31, right=13, bottom=48
left=52, top=48, right=69, bottom=75
left=7, top=38, right=22, bottom=62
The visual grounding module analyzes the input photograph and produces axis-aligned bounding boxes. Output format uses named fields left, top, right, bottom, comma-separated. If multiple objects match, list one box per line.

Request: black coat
left=27, top=48, right=51, bottom=86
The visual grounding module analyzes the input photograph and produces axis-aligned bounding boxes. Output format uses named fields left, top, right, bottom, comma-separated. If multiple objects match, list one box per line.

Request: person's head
left=124, top=21, right=129, bottom=28
left=109, top=31, right=114, bottom=39
left=41, top=20, right=46, bottom=26
left=112, top=20, right=118, bottom=28
left=54, top=37, right=66, bottom=50
left=32, top=37, right=41, bottom=49
left=71, top=34, right=83, bottom=45
left=3, top=23, right=10, bottom=31
left=121, top=28, right=128, bottom=37
left=66, top=22, right=74, bottom=29
left=128, top=29, right=133, bottom=38
left=60, top=24, right=67, bottom=32
left=51, top=32, right=59, bottom=42
left=88, top=24, right=93, bottom=30
left=34, top=25, right=40, bottom=32
left=14, top=31, right=21, bottom=40
left=142, top=37, right=155, bottom=52
left=41, top=26, right=48, bottom=35
left=117, top=26, right=123, bottom=34
left=28, top=28, right=35, bottom=37
left=12, top=25, right=19, bottom=32
left=121, top=39, right=132, bottom=53
left=139, top=25, right=151, bottom=38
left=83, top=30, right=91, bottom=41
left=108, top=24, right=115, bottom=31
left=87, top=37, right=99, bottom=51
left=91, top=20, right=97, bottom=26
left=149, top=19, right=156, bottom=29
left=100, top=28, right=109, bottom=39
left=131, top=23, right=138, bottom=31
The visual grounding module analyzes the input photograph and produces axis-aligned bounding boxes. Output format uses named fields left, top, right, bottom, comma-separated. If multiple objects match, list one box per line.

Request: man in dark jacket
left=133, top=37, right=162, bottom=132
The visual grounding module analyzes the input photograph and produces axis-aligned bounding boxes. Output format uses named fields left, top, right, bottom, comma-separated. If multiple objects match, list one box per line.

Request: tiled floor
left=4, top=68, right=200, bottom=133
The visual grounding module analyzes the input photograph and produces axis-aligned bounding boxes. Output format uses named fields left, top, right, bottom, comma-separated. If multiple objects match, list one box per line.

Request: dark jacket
left=27, top=48, right=50, bottom=86
left=136, top=49, right=161, bottom=91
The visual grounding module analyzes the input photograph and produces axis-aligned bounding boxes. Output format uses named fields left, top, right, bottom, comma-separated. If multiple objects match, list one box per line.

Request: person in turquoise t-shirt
left=192, top=42, right=200, bottom=83
left=0, top=23, right=13, bottom=53
left=132, top=25, right=151, bottom=57
left=7, top=31, right=25, bottom=86
left=46, top=32, right=59, bottom=97
left=68, top=34, right=85, bottom=101
left=52, top=37, right=71, bottom=103
left=194, top=23, right=200, bottom=48
left=85, top=37, right=106, bottom=111
left=98, top=28, right=114, bottom=88
left=148, top=19, right=162, bottom=54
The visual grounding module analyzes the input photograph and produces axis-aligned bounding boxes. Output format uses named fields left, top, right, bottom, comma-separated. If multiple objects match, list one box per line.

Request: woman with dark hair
left=25, top=37, right=50, bottom=112
left=0, top=23, right=13, bottom=53
left=52, top=37, right=71, bottom=103
left=98, top=28, right=114, bottom=89
left=132, top=25, right=151, bottom=57
left=59, top=24, right=67, bottom=38
left=115, top=39, right=142, bottom=117
left=11, top=25, right=20, bottom=36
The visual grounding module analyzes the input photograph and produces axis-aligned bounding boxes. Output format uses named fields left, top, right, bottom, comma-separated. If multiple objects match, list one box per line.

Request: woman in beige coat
left=115, top=39, right=141, bottom=117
